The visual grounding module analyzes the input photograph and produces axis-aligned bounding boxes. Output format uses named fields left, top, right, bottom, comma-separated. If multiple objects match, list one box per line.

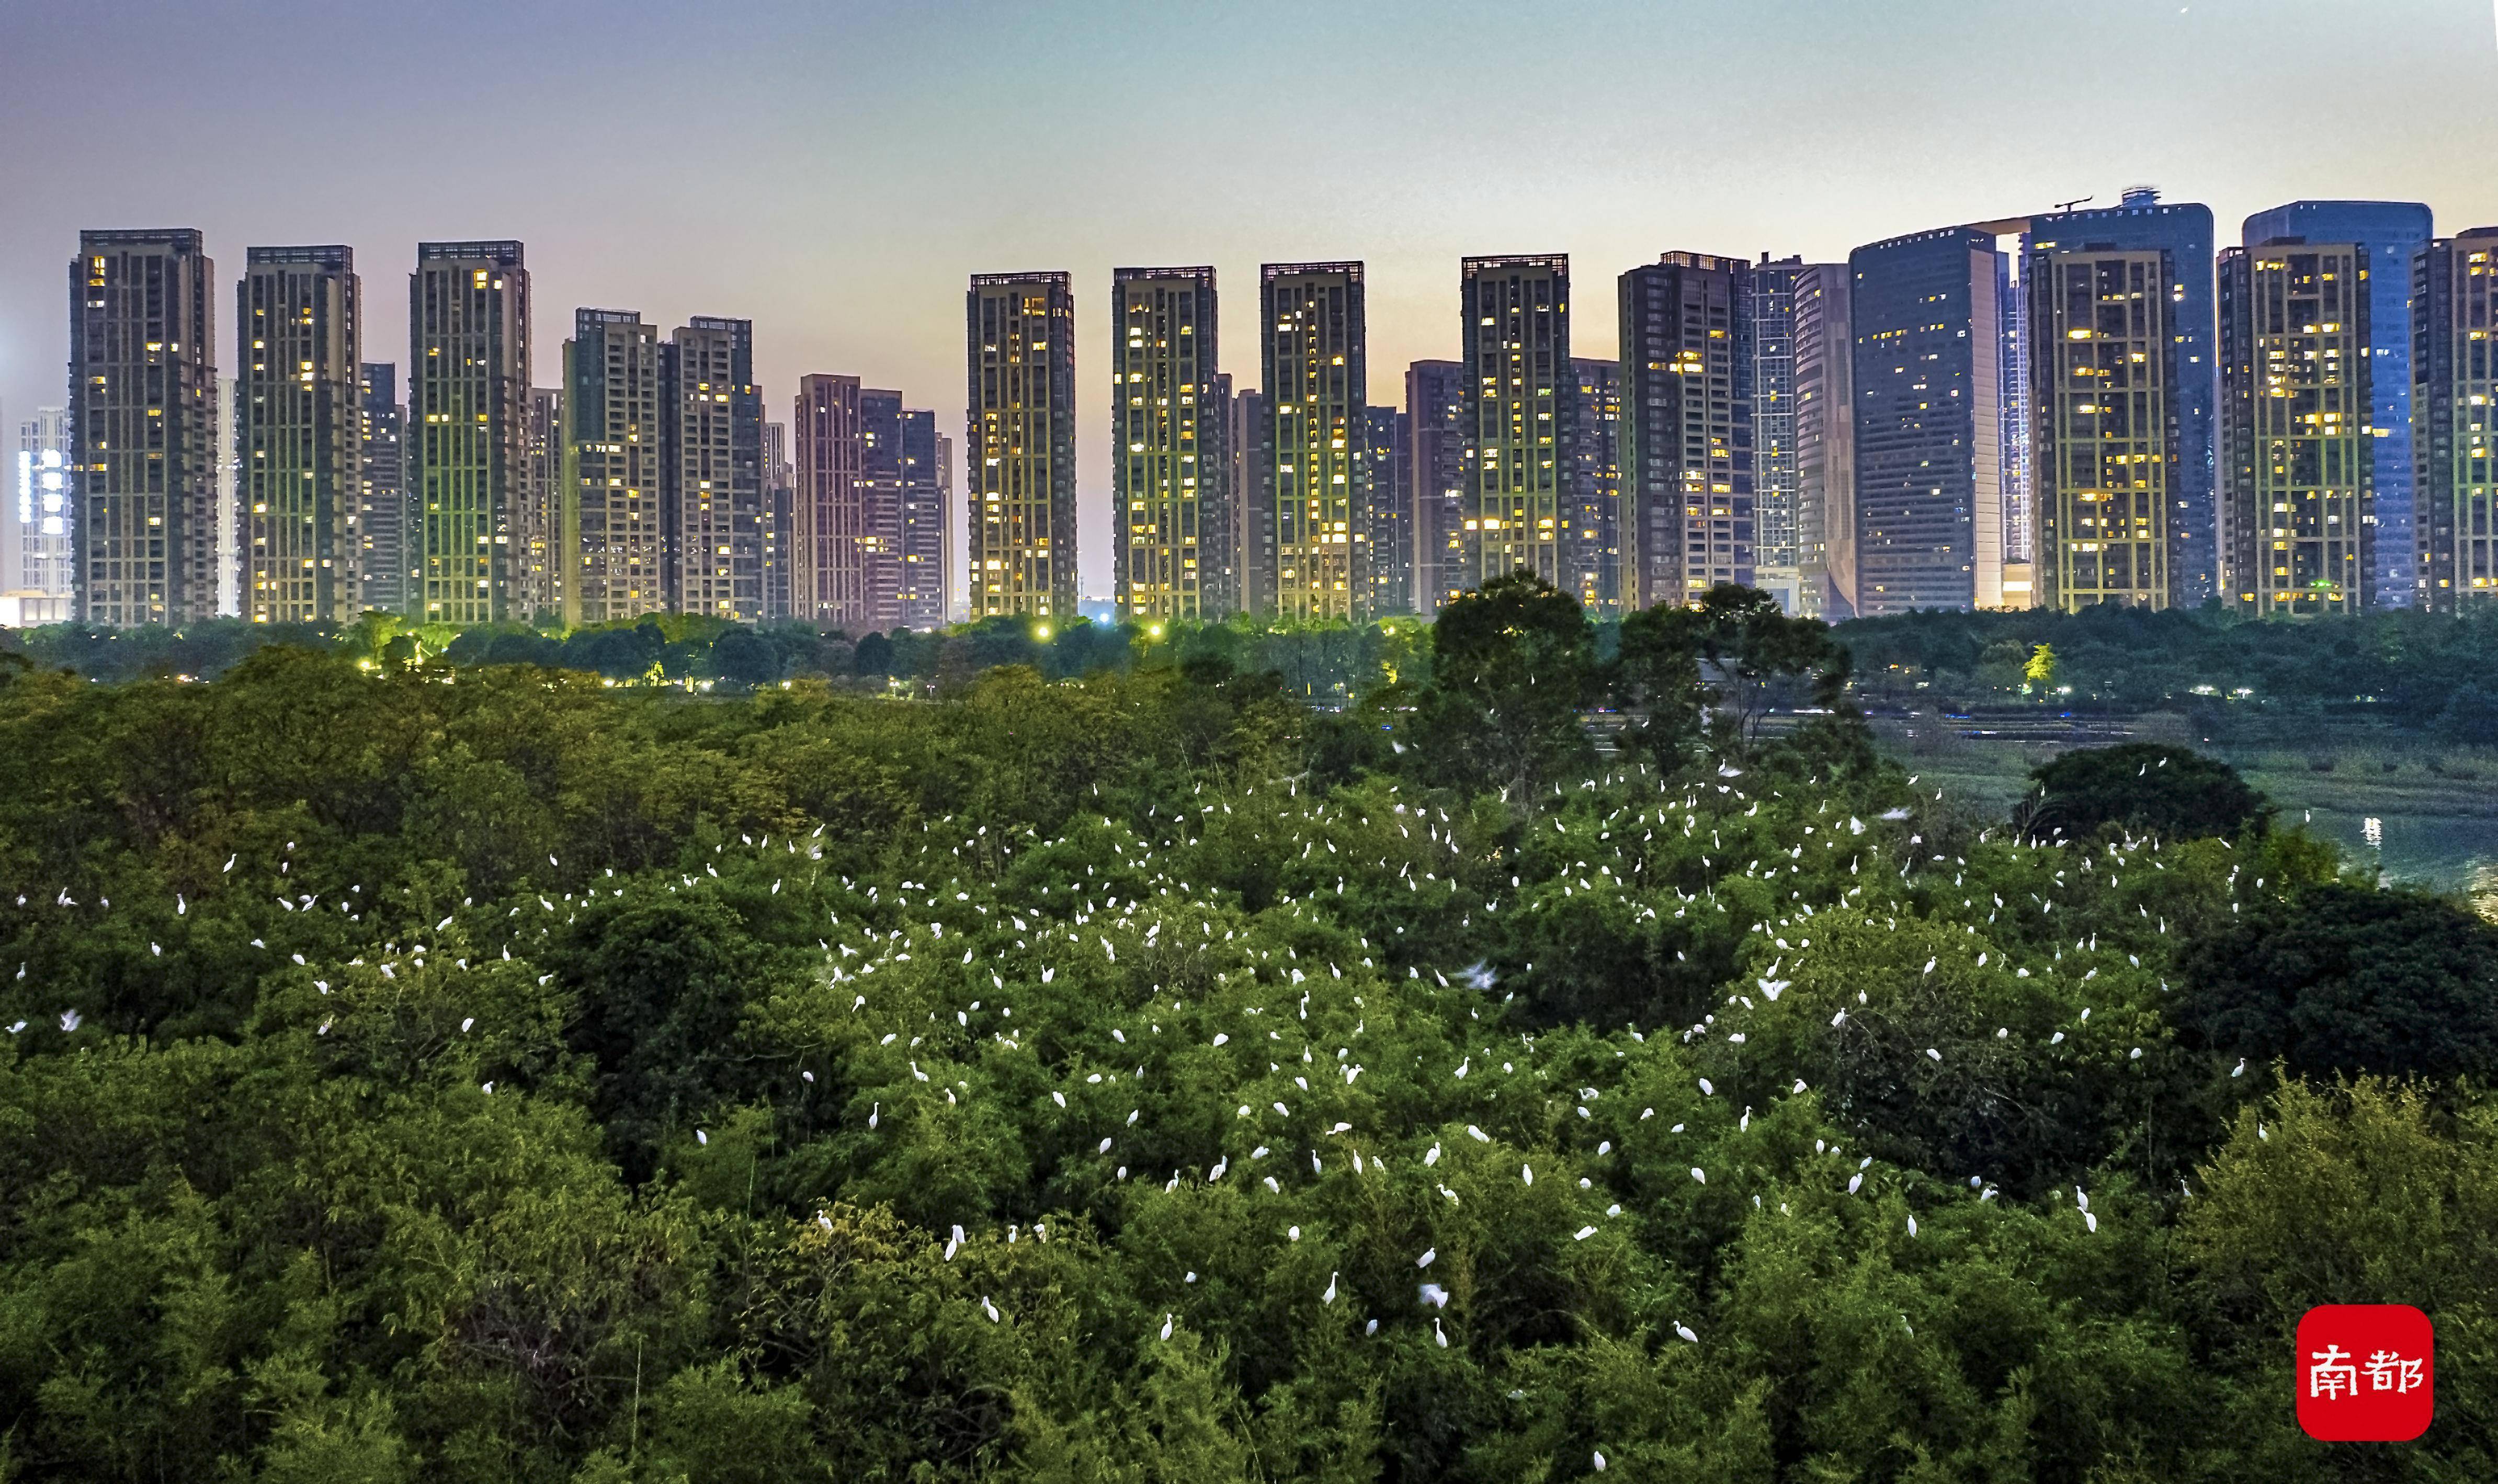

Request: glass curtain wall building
left=1618, top=252, right=1754, bottom=611
left=2244, top=201, right=2432, bottom=607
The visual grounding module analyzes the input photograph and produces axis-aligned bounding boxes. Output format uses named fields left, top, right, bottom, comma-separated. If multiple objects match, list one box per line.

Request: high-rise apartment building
left=1362, top=404, right=1412, bottom=615
left=1460, top=255, right=1569, bottom=595
left=237, top=245, right=360, bottom=623
left=1112, top=266, right=1222, bottom=622
left=668, top=317, right=763, bottom=622
left=355, top=366, right=404, bottom=614
left=1565, top=356, right=1621, bottom=615
left=1791, top=265, right=1855, bottom=618
left=560, top=309, right=667, bottom=625
left=859, top=387, right=910, bottom=629
left=966, top=272, right=1077, bottom=619
left=1751, top=257, right=1805, bottom=612
left=2414, top=227, right=2498, bottom=611
left=794, top=374, right=866, bottom=629
left=1618, top=252, right=1754, bottom=611
left=2026, top=245, right=2182, bottom=609
left=760, top=419, right=793, bottom=623
left=15, top=407, right=71, bottom=596
left=1198, top=372, right=1237, bottom=618
left=1263, top=262, right=1367, bottom=620
left=2244, top=201, right=2432, bottom=606
left=1849, top=227, right=2008, bottom=613
left=2014, top=191, right=2218, bottom=608
left=2219, top=241, right=2374, bottom=615
left=518, top=387, right=561, bottom=618
left=217, top=374, right=240, bottom=616
left=70, top=229, right=220, bottom=625
left=409, top=240, right=529, bottom=624
left=898, top=409, right=948, bottom=629
left=1405, top=360, right=1467, bottom=613
left=1227, top=384, right=1272, bottom=615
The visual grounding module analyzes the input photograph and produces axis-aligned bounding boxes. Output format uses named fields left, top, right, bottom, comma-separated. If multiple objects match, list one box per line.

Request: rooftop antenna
left=2053, top=195, right=2094, bottom=215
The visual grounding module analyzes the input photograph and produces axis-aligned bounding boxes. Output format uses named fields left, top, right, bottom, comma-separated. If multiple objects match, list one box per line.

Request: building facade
left=1263, top=262, right=1367, bottom=620
left=1362, top=404, right=1411, bottom=615
left=2219, top=242, right=2374, bottom=615
left=1459, top=255, right=1569, bottom=595
left=15, top=407, right=71, bottom=597
left=1227, top=384, right=1272, bottom=615
left=1750, top=256, right=1804, bottom=611
left=2026, top=246, right=2182, bottom=609
left=1618, top=252, right=1754, bottom=611
left=1405, top=359, right=1467, bottom=614
left=517, top=386, right=560, bottom=618
left=1848, top=227, right=2008, bottom=613
left=355, top=366, right=404, bottom=614
left=760, top=419, right=793, bottom=623
left=2244, top=201, right=2432, bottom=607
left=70, top=228, right=220, bottom=625
left=560, top=309, right=667, bottom=625
left=409, top=240, right=529, bottom=624
left=237, top=245, right=360, bottom=623
left=1565, top=356, right=1621, bottom=615
left=2018, top=192, right=2218, bottom=608
left=966, top=272, right=1077, bottom=619
left=1112, top=266, right=1221, bottom=622
left=669, top=317, right=763, bottom=622
left=898, top=409, right=947, bottom=628
left=1791, top=264, right=1855, bottom=618
left=794, top=373, right=866, bottom=629
left=2411, top=227, right=2497, bottom=611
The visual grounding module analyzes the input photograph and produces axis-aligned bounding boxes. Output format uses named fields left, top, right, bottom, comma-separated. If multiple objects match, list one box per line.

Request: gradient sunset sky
left=3, top=0, right=2492, bottom=598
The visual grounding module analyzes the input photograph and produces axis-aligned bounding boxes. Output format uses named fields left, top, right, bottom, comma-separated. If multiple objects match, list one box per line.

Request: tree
left=1612, top=584, right=1854, bottom=764
left=2177, top=883, right=2498, bottom=1082
left=2022, top=743, right=2271, bottom=843
left=1410, top=571, right=1595, bottom=800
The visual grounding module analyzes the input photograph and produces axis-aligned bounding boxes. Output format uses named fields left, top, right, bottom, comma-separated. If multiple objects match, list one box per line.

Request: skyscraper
left=2244, top=201, right=2432, bottom=607
left=2414, top=227, right=2498, bottom=611
left=1849, top=227, right=2008, bottom=613
left=759, top=420, right=793, bottom=623
left=70, top=229, right=220, bottom=625
left=409, top=240, right=529, bottom=624
left=898, top=408, right=948, bottom=629
left=2219, top=241, right=2373, bottom=615
left=1791, top=264, right=1855, bottom=618
left=1751, top=256, right=1805, bottom=612
left=356, top=366, right=404, bottom=614
left=1263, top=262, right=1367, bottom=620
left=560, top=309, right=667, bottom=626
left=2015, top=191, right=2219, bottom=608
left=668, top=317, right=763, bottom=622
left=2026, top=244, right=2183, bottom=610
left=1361, top=404, right=1412, bottom=614
left=966, top=272, right=1077, bottom=620
left=1227, top=384, right=1272, bottom=615
left=1199, top=371, right=1237, bottom=618
left=15, top=407, right=71, bottom=597
left=1618, top=252, right=1754, bottom=611
left=860, top=387, right=909, bottom=628
left=793, top=374, right=866, bottom=629
left=1112, top=266, right=1221, bottom=623
left=1565, top=357, right=1621, bottom=615
left=518, top=387, right=560, bottom=618
left=1405, top=359, right=1467, bottom=614
left=237, top=245, right=360, bottom=623
left=1460, top=254, right=1569, bottom=594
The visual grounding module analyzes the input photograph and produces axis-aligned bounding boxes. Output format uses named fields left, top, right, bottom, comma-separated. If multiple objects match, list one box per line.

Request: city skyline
left=6, top=0, right=2496, bottom=601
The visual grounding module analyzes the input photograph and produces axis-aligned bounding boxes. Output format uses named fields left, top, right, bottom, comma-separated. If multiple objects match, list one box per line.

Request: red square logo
left=2296, top=1305, right=2434, bottom=1442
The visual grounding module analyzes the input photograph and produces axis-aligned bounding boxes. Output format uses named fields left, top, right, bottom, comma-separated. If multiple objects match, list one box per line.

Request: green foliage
left=0, top=599, right=2489, bottom=1481
left=2023, top=744, right=2272, bottom=844
left=2177, top=883, right=2498, bottom=1083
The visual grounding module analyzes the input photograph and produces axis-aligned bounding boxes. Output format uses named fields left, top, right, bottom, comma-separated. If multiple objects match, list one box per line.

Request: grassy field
left=1872, top=716, right=2498, bottom=905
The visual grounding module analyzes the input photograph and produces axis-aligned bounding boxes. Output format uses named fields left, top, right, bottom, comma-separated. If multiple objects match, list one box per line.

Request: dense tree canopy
left=0, top=600, right=2490, bottom=1482
left=2022, top=744, right=2274, bottom=844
